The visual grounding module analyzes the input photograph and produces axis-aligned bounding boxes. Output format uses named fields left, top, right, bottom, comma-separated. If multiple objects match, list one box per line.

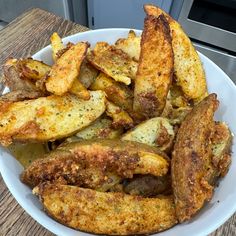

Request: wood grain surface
left=0, top=7, right=235, bottom=236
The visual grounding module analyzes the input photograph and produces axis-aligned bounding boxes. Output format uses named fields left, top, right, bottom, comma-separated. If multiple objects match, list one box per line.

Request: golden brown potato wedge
left=33, top=184, right=177, bottom=235
left=106, top=101, right=133, bottom=129
left=17, top=58, right=51, bottom=80
left=69, top=78, right=90, bottom=100
left=50, top=32, right=64, bottom=61
left=144, top=4, right=207, bottom=101
left=171, top=93, right=219, bottom=222
left=46, top=42, right=89, bottom=95
left=115, top=30, right=141, bottom=61
left=133, top=15, right=174, bottom=118
left=90, top=72, right=133, bottom=112
left=0, top=91, right=106, bottom=146
left=87, top=42, right=138, bottom=85
left=21, top=139, right=169, bottom=189
left=122, top=117, right=175, bottom=153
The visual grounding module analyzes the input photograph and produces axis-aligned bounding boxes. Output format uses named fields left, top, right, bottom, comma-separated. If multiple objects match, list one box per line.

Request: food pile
left=0, top=4, right=233, bottom=235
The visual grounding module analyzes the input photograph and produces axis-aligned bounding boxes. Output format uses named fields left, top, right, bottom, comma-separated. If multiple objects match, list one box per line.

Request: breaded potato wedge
left=34, top=184, right=177, bottom=235
left=46, top=42, right=89, bottom=95
left=0, top=91, right=106, bottom=146
left=144, top=4, right=207, bottom=101
left=171, top=94, right=219, bottom=222
left=74, top=117, right=123, bottom=140
left=69, top=78, right=90, bottom=100
left=87, top=42, right=138, bottom=85
left=21, top=139, right=169, bottom=189
left=50, top=32, right=64, bottom=61
left=115, top=30, right=141, bottom=61
left=106, top=101, right=133, bottom=129
left=90, top=72, right=133, bottom=112
left=122, top=117, right=175, bottom=153
left=133, top=15, right=174, bottom=118
left=17, top=58, right=51, bottom=80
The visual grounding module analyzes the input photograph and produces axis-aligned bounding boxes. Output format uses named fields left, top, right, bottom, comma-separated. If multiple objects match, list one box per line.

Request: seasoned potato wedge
left=144, top=4, right=207, bottom=101
left=90, top=72, right=133, bottom=112
left=133, top=15, right=174, bottom=118
left=46, top=42, right=89, bottom=95
left=17, top=58, right=51, bottom=80
left=0, top=91, right=106, bottom=146
left=70, top=78, right=90, bottom=100
left=106, top=101, right=133, bottom=129
left=21, top=139, right=169, bottom=189
left=122, top=117, right=175, bottom=152
left=172, top=94, right=219, bottom=222
left=115, top=30, right=141, bottom=61
left=74, top=117, right=123, bottom=140
left=50, top=32, right=64, bottom=61
left=34, top=184, right=177, bottom=235
left=87, top=42, right=138, bottom=85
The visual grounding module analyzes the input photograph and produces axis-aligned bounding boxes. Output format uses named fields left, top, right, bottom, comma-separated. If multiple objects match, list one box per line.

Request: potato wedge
left=90, top=72, right=133, bottom=112
left=171, top=93, right=219, bottom=222
left=122, top=117, right=175, bottom=152
left=17, top=58, right=51, bottom=80
left=46, top=42, right=89, bottom=95
left=0, top=91, right=106, bottom=146
left=133, top=15, right=174, bottom=118
left=34, top=184, right=177, bottom=235
left=50, top=32, right=64, bottom=61
left=87, top=42, right=138, bottom=85
left=115, top=30, right=141, bottom=61
left=21, top=139, right=169, bottom=189
left=74, top=117, right=123, bottom=140
left=106, top=101, right=133, bottom=129
left=144, top=4, right=207, bottom=101
left=69, top=78, right=90, bottom=100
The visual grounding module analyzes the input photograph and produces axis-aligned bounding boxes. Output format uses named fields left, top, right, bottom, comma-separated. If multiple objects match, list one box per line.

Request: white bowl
left=0, top=29, right=236, bottom=236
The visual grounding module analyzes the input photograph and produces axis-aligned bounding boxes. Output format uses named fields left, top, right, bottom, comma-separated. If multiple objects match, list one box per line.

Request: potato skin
left=34, top=183, right=177, bottom=235
left=133, top=15, right=173, bottom=118
left=171, top=94, right=219, bottom=222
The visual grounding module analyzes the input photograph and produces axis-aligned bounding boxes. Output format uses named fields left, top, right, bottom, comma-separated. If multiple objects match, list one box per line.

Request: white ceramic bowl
left=0, top=29, right=236, bottom=236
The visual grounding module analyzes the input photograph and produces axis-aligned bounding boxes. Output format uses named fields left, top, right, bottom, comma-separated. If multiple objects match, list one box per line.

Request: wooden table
left=0, top=8, right=235, bottom=236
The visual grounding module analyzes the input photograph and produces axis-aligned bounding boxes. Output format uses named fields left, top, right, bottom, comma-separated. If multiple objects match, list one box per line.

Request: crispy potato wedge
left=17, top=58, right=51, bottom=80
left=122, top=117, right=175, bottom=153
left=21, top=139, right=169, bottom=189
left=144, top=4, right=207, bottom=101
left=0, top=91, right=106, bottom=146
left=106, top=101, right=133, bottom=129
left=115, top=30, right=141, bottom=61
left=50, top=32, right=64, bottom=61
left=74, top=117, right=123, bottom=140
left=46, top=42, right=89, bottom=95
left=171, top=94, right=219, bottom=222
left=69, top=78, right=90, bottom=100
left=34, top=184, right=177, bottom=235
left=133, top=15, right=174, bottom=118
left=90, top=72, right=133, bottom=112
left=87, top=42, right=138, bottom=85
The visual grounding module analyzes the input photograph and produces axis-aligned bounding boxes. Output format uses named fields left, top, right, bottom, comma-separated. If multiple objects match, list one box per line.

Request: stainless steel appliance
left=170, top=0, right=236, bottom=83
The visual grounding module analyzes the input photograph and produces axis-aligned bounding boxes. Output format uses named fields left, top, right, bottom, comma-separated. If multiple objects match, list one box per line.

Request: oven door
left=178, top=0, right=236, bottom=53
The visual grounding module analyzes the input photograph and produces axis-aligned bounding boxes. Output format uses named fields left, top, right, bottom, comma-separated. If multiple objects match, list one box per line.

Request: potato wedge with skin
left=122, top=117, right=175, bottom=152
left=115, top=30, right=141, bottom=61
left=133, top=15, right=174, bottom=118
left=69, top=78, right=90, bottom=100
left=87, top=42, right=138, bottom=85
left=34, top=184, right=177, bottom=235
left=144, top=4, right=207, bottom=101
left=21, top=139, right=169, bottom=189
left=17, top=58, right=51, bottom=80
left=90, top=72, right=133, bottom=112
left=171, top=94, right=219, bottom=222
left=106, top=101, right=133, bottom=129
left=46, top=42, right=89, bottom=95
left=50, top=32, right=64, bottom=61
left=0, top=91, right=106, bottom=146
